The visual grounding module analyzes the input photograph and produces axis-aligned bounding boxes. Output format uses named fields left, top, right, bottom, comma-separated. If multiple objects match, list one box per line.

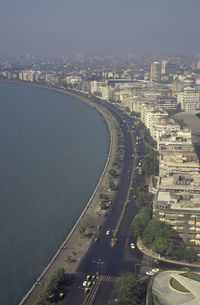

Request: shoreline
left=3, top=81, right=122, bottom=305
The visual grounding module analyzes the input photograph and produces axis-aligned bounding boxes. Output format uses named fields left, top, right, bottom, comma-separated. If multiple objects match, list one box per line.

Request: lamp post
left=135, top=263, right=141, bottom=276
left=92, top=258, right=104, bottom=273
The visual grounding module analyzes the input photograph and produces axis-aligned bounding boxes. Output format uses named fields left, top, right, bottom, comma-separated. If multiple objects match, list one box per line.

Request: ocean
left=0, top=82, right=109, bottom=305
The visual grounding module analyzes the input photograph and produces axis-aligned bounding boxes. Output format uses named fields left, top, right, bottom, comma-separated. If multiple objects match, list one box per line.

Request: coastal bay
left=0, top=83, right=109, bottom=305
left=18, top=85, right=121, bottom=305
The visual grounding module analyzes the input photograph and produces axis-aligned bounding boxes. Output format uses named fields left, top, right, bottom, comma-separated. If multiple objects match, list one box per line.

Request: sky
left=0, top=0, right=200, bottom=57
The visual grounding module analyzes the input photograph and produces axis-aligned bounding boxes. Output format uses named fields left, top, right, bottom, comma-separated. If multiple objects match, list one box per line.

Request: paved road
left=56, top=100, right=148, bottom=305
left=58, top=99, right=185, bottom=305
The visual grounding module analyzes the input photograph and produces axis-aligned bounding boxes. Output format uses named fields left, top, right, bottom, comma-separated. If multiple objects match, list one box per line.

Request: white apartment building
left=154, top=191, right=200, bottom=245
left=157, top=129, right=193, bottom=151
left=153, top=123, right=200, bottom=245
left=100, top=86, right=112, bottom=100
left=159, top=151, right=200, bottom=177
left=90, top=81, right=105, bottom=95
left=65, top=76, right=82, bottom=85
left=142, top=108, right=168, bottom=131
left=150, top=118, right=180, bottom=142
left=178, top=86, right=200, bottom=111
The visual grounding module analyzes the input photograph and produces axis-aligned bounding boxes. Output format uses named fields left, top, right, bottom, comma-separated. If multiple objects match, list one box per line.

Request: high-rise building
left=161, top=60, right=168, bottom=74
left=177, top=79, right=200, bottom=111
left=150, top=62, right=161, bottom=81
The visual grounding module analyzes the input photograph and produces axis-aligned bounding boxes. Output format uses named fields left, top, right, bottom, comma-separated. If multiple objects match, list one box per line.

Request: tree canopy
left=135, top=184, right=153, bottom=209
left=131, top=211, right=150, bottom=237
left=142, top=149, right=159, bottom=177
left=142, top=220, right=180, bottom=257
left=34, top=268, right=65, bottom=305
left=114, top=273, right=145, bottom=305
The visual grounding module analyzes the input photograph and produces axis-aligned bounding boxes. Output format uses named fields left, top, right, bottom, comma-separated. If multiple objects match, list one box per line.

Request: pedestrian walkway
left=153, top=270, right=200, bottom=305
left=73, top=272, right=120, bottom=284
left=99, top=275, right=120, bottom=283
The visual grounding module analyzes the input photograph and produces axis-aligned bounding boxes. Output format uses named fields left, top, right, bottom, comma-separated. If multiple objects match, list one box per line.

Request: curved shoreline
left=6, top=81, right=121, bottom=305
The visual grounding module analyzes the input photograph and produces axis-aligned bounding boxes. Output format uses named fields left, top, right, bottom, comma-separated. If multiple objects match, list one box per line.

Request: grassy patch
left=169, top=278, right=190, bottom=293
left=147, top=277, right=153, bottom=305
left=184, top=271, right=200, bottom=282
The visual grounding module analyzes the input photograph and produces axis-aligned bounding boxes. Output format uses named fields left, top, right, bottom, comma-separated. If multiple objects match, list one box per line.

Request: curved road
left=59, top=98, right=147, bottom=305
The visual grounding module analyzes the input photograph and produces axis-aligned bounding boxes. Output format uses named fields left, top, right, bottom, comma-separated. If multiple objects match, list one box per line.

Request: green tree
left=109, top=168, right=117, bottom=177
left=34, top=269, right=65, bottom=305
left=135, top=184, right=153, bottom=209
left=142, top=150, right=159, bottom=177
left=79, top=226, right=86, bottom=236
left=115, top=272, right=145, bottom=305
left=184, top=248, right=197, bottom=263
left=99, top=193, right=109, bottom=200
left=142, top=220, right=180, bottom=257
left=131, top=212, right=150, bottom=237
left=125, top=107, right=130, bottom=113
left=140, top=127, right=157, bottom=148
left=173, top=247, right=185, bottom=260
left=109, top=179, right=116, bottom=190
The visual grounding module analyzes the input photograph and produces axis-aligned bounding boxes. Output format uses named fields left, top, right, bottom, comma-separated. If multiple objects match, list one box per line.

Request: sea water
left=0, top=83, right=109, bottom=305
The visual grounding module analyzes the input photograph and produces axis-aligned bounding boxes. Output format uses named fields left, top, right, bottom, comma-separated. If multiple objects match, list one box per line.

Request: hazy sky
left=1, top=0, right=200, bottom=56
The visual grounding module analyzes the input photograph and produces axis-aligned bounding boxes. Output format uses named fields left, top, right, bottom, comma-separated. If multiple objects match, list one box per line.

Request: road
left=58, top=98, right=183, bottom=305
left=55, top=98, right=146, bottom=305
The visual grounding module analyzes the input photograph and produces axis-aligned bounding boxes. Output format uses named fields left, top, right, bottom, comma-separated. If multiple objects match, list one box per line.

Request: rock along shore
left=11, top=83, right=123, bottom=305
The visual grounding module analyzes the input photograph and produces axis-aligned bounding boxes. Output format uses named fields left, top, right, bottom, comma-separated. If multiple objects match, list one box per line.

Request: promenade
left=20, top=90, right=123, bottom=305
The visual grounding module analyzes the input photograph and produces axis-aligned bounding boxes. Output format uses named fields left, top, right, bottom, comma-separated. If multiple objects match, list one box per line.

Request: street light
left=92, top=258, right=104, bottom=272
left=135, top=263, right=141, bottom=276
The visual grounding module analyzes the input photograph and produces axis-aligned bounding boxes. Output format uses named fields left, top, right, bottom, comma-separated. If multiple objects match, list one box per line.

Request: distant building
left=177, top=81, right=200, bottom=111
left=150, top=62, right=161, bottom=82
left=161, top=60, right=168, bottom=74
left=90, top=81, right=105, bottom=95
left=165, top=63, right=179, bottom=75
left=158, top=96, right=177, bottom=110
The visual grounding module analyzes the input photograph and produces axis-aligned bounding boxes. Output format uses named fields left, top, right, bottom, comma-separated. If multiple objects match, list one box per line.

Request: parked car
left=146, top=271, right=154, bottom=276
left=152, top=268, right=159, bottom=273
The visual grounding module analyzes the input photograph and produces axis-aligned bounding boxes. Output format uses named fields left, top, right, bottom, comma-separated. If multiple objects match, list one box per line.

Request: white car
left=106, top=230, right=110, bottom=235
left=83, top=281, right=87, bottom=287
left=146, top=271, right=154, bottom=276
left=130, top=243, right=135, bottom=249
left=152, top=268, right=159, bottom=273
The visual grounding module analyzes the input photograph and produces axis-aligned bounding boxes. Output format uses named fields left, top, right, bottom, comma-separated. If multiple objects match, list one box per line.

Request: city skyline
left=1, top=0, right=200, bottom=57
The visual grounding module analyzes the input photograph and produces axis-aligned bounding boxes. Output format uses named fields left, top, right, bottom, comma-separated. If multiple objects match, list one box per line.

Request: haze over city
left=1, top=0, right=200, bottom=57
left=2, top=1, right=200, bottom=305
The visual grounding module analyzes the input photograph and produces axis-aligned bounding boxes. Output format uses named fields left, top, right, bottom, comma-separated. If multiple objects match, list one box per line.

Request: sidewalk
left=137, top=238, right=200, bottom=268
